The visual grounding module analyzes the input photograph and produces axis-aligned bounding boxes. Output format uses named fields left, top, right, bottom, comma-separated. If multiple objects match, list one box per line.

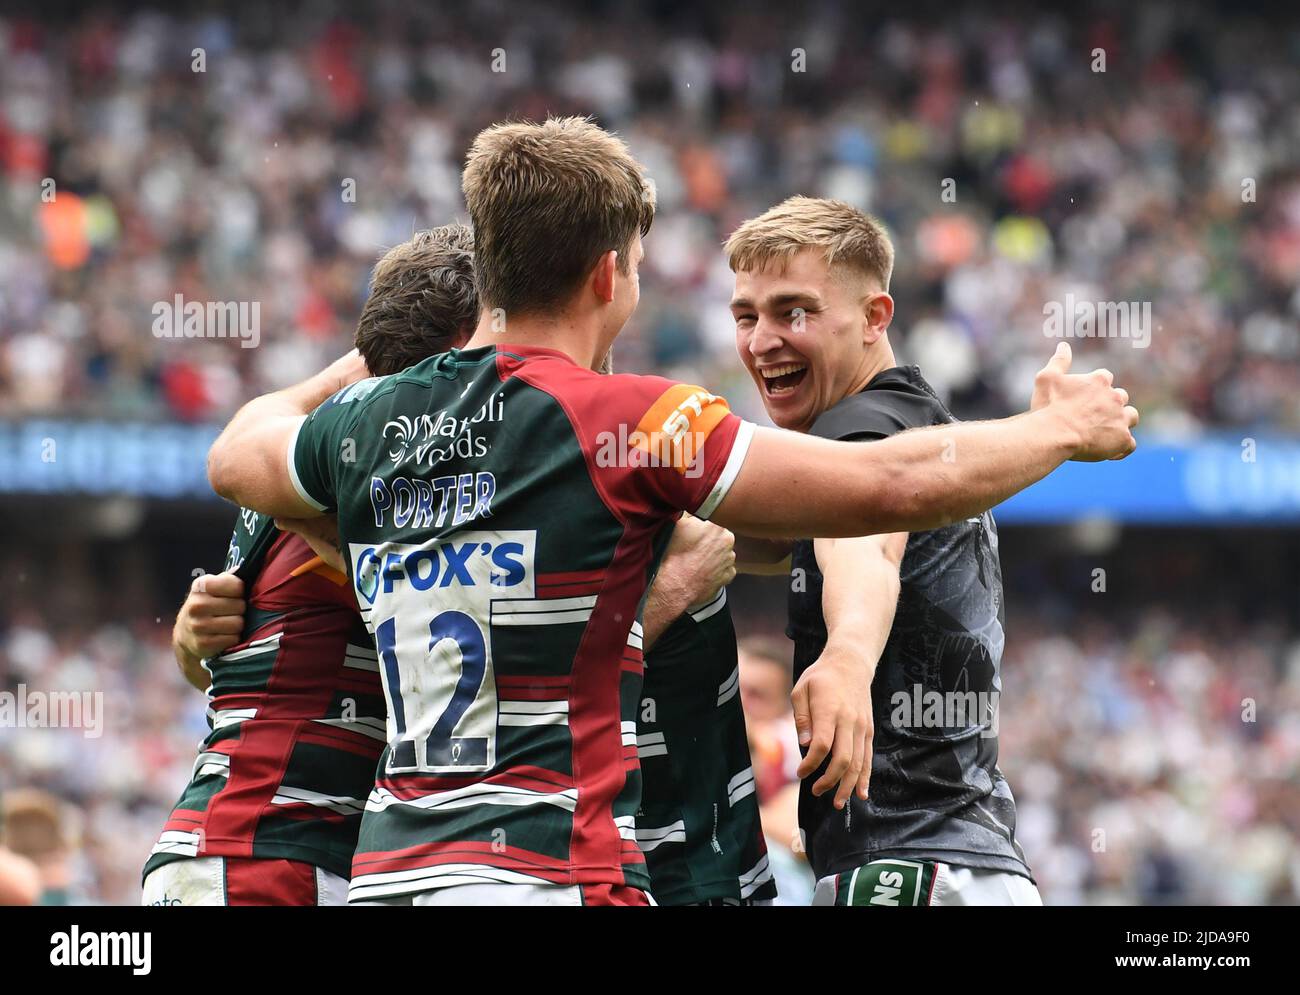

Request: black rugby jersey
left=787, top=366, right=1032, bottom=881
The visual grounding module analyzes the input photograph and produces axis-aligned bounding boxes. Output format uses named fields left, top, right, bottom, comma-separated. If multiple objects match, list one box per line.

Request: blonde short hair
left=462, top=116, right=655, bottom=315
left=724, top=196, right=894, bottom=291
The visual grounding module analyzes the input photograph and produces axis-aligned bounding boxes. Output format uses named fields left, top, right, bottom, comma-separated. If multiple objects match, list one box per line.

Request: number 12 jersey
left=288, top=344, right=753, bottom=902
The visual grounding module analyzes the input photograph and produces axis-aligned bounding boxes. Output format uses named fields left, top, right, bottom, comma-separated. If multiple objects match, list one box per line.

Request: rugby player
left=726, top=196, right=1051, bottom=904
left=157, top=226, right=768, bottom=906
left=143, top=227, right=479, bottom=905
left=635, top=511, right=777, bottom=904
left=205, top=117, right=1139, bottom=906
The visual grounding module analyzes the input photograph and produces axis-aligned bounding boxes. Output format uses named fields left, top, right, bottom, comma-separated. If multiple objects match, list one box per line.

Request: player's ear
left=591, top=249, right=619, bottom=304
left=863, top=291, right=894, bottom=346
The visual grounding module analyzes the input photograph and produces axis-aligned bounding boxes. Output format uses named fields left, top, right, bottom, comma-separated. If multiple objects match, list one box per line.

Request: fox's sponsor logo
left=223, top=508, right=263, bottom=571
left=383, top=392, right=504, bottom=467
left=369, top=471, right=495, bottom=530
left=352, top=532, right=530, bottom=605
left=49, top=927, right=151, bottom=975
left=352, top=532, right=533, bottom=775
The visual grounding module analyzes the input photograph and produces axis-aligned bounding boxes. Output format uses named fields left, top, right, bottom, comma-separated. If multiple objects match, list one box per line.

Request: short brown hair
left=462, top=116, right=655, bottom=315
left=724, top=196, right=894, bottom=291
left=354, top=224, right=478, bottom=377
left=1, top=789, right=72, bottom=860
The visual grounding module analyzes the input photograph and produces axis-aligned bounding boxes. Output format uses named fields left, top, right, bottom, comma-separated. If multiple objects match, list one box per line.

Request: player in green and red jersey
left=278, top=347, right=757, bottom=904
left=637, top=514, right=777, bottom=904
left=142, top=227, right=478, bottom=905
left=205, top=117, right=1140, bottom=905
left=151, top=224, right=771, bottom=906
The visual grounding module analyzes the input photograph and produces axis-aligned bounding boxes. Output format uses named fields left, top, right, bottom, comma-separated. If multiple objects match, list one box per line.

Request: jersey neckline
left=456, top=342, right=582, bottom=366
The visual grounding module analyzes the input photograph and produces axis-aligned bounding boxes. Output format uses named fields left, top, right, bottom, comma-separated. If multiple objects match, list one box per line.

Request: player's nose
left=747, top=317, right=785, bottom=359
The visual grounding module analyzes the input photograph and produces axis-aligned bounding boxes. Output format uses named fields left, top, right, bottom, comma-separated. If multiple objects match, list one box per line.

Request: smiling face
left=731, top=248, right=894, bottom=433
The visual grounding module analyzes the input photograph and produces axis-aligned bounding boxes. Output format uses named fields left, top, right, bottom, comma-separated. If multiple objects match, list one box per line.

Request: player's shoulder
left=313, top=351, right=480, bottom=417
left=302, top=374, right=396, bottom=440
left=811, top=365, right=950, bottom=441
left=499, top=350, right=721, bottom=423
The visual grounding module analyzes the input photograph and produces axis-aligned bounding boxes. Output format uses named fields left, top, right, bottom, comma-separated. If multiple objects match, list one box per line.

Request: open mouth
left=759, top=362, right=808, bottom=396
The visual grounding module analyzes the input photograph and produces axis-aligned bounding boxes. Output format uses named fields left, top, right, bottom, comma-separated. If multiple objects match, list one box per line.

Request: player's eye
left=734, top=314, right=756, bottom=328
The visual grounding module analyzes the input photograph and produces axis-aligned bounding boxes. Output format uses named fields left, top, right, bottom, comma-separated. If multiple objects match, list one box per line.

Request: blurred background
left=0, top=0, right=1297, bottom=905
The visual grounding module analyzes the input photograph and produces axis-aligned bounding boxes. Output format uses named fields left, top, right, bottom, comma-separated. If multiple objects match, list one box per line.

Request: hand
left=319, top=349, right=371, bottom=396
left=791, top=640, right=875, bottom=809
left=1031, top=343, right=1139, bottom=461
left=276, top=515, right=345, bottom=572
left=659, top=513, right=736, bottom=610
left=174, top=572, right=246, bottom=666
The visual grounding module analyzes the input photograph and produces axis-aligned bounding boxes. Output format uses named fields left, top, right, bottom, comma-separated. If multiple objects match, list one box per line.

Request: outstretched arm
left=207, top=351, right=368, bottom=516
left=712, top=345, right=1137, bottom=539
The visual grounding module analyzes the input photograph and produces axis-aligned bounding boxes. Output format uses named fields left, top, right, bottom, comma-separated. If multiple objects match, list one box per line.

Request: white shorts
left=142, top=856, right=349, bottom=906
left=812, top=859, right=1042, bottom=907
left=355, top=881, right=653, bottom=906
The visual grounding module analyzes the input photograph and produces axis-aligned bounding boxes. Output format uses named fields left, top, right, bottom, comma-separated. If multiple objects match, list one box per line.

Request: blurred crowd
left=1, top=1, right=1299, bottom=430
left=2, top=595, right=1297, bottom=905
left=1003, top=611, right=1300, bottom=905
left=2, top=0, right=1299, bottom=907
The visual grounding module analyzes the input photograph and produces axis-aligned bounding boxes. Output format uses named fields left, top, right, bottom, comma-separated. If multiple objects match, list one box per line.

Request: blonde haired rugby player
left=206, top=117, right=1138, bottom=906
left=726, top=196, right=1072, bottom=905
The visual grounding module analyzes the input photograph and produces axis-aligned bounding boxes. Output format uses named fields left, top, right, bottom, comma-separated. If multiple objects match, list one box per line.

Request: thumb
left=791, top=682, right=812, bottom=747
left=1043, top=341, right=1072, bottom=376
left=204, top=572, right=245, bottom=599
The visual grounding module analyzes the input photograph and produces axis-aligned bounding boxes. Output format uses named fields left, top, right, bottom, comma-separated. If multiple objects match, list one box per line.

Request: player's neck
left=465, top=310, right=603, bottom=370
left=845, top=340, right=898, bottom=398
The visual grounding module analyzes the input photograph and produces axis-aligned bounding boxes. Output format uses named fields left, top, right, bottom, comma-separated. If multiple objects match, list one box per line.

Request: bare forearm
left=821, top=544, right=898, bottom=670
left=872, top=411, right=1078, bottom=531
left=172, top=640, right=209, bottom=691
left=207, top=367, right=348, bottom=513
left=716, top=409, right=1078, bottom=539
left=642, top=579, right=687, bottom=651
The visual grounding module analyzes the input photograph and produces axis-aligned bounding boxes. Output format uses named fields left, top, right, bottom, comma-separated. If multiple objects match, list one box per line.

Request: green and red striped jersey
left=144, top=512, right=386, bottom=884
left=639, top=584, right=776, bottom=904
left=287, top=344, right=754, bottom=902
